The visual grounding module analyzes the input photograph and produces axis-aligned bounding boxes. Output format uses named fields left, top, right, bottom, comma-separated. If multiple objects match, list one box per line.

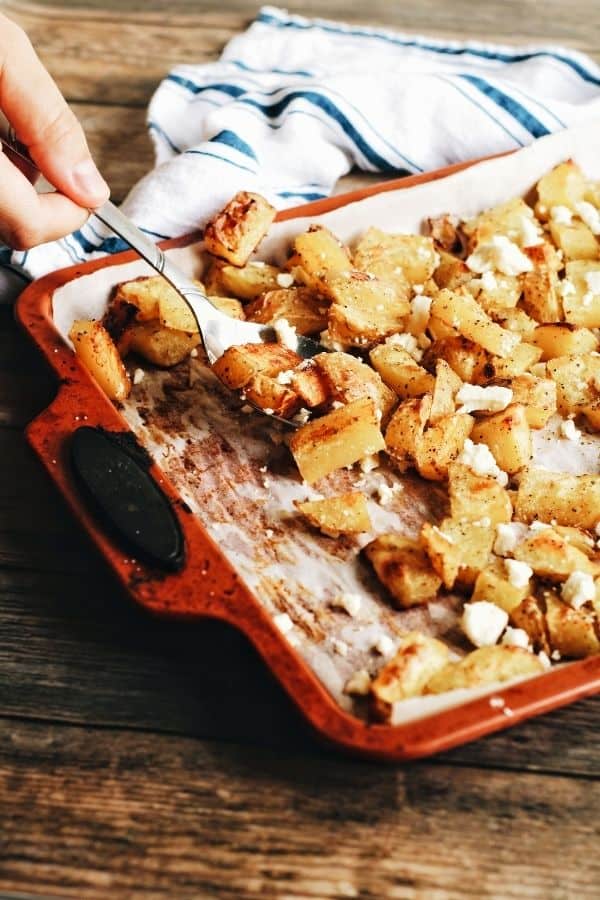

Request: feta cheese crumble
left=481, top=271, right=498, bottom=292
left=376, top=481, right=402, bottom=505
left=494, top=522, right=529, bottom=556
left=458, top=439, right=509, bottom=486
left=276, top=369, right=295, bottom=385
left=331, top=592, right=362, bottom=618
left=504, top=559, right=533, bottom=589
left=133, top=367, right=145, bottom=385
left=501, top=626, right=530, bottom=649
left=319, top=329, right=345, bottom=351
left=575, top=200, right=600, bottom=235
left=559, top=418, right=581, bottom=442
left=466, top=235, right=533, bottom=276
left=582, top=270, right=600, bottom=308
left=550, top=205, right=573, bottom=225
left=385, top=331, right=423, bottom=362
left=518, top=214, right=543, bottom=247
left=407, top=294, right=432, bottom=338
left=344, top=669, right=371, bottom=696
left=456, top=384, right=513, bottom=415
left=558, top=278, right=576, bottom=298
left=274, top=317, right=297, bottom=350
left=359, top=453, right=380, bottom=473
left=461, top=601, right=509, bottom=647
left=373, top=633, right=396, bottom=656
left=561, top=570, right=595, bottom=610
left=276, top=272, right=294, bottom=288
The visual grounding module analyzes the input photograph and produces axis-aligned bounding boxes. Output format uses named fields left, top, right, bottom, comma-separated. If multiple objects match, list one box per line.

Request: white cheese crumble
left=276, top=272, right=294, bottom=288
left=458, top=439, right=509, bottom=486
left=373, top=634, right=396, bottom=656
left=582, top=271, right=600, bottom=309
left=504, top=559, right=533, bottom=589
left=331, top=637, right=349, bottom=657
left=481, top=271, right=498, bottom=292
left=376, top=481, right=402, bottom=505
left=595, top=522, right=600, bottom=537
left=561, top=570, right=595, bottom=610
left=332, top=592, right=362, bottom=618
left=559, top=417, right=581, bottom=442
left=518, top=214, right=543, bottom=247
left=190, top=347, right=199, bottom=358
left=538, top=651, right=552, bottom=670
left=558, top=278, right=576, bottom=298
left=132, top=368, right=145, bottom=385
left=456, top=384, right=513, bottom=414
left=461, top=601, right=509, bottom=648
left=276, top=369, right=296, bottom=385
left=413, top=283, right=424, bottom=294
left=501, top=626, right=531, bottom=649
left=344, top=669, right=371, bottom=696
left=385, top=331, right=423, bottom=362
left=529, top=520, right=551, bottom=532
left=407, top=294, right=432, bottom=338
left=466, top=235, right=533, bottom=276
left=575, top=200, right=600, bottom=235
left=550, top=205, right=573, bottom=225
left=274, top=317, right=297, bottom=350
left=494, top=522, right=529, bottom=556
left=319, top=329, right=345, bottom=351
left=273, top=612, right=295, bottom=635
left=359, top=453, right=380, bottom=473
left=292, top=408, right=311, bottom=425
left=265, top=528, right=274, bottom=539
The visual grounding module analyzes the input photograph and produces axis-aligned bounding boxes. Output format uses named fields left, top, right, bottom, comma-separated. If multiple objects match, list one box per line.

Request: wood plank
left=1, top=718, right=599, bottom=900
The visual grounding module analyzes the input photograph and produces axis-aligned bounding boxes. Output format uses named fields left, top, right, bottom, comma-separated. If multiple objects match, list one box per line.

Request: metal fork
left=1, top=134, right=327, bottom=424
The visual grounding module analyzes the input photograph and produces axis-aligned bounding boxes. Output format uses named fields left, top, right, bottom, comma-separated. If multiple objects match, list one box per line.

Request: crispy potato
left=508, top=374, right=557, bottom=428
left=546, top=353, right=600, bottom=414
left=217, top=261, right=282, bottom=300
left=471, top=558, right=530, bottom=614
left=364, top=534, right=442, bottom=608
left=313, top=351, right=396, bottom=423
left=326, top=271, right=409, bottom=348
left=354, top=228, right=438, bottom=286
left=433, top=252, right=472, bottom=291
left=480, top=342, right=542, bottom=383
left=488, top=307, right=538, bottom=340
left=515, top=467, right=600, bottom=529
left=532, top=323, right=599, bottom=360
left=425, top=645, right=544, bottom=694
left=203, top=191, right=276, bottom=266
left=513, top=528, right=599, bottom=580
left=475, top=274, right=521, bottom=311
left=415, top=413, right=474, bottom=481
left=421, top=518, right=495, bottom=590
left=423, top=336, right=490, bottom=383
left=212, top=343, right=301, bottom=389
left=290, top=225, right=351, bottom=292
left=370, top=632, right=450, bottom=719
left=582, top=399, right=600, bottom=431
left=291, top=363, right=330, bottom=409
left=544, top=591, right=600, bottom=658
left=549, top=220, right=598, bottom=261
left=447, top=462, right=512, bottom=526
left=102, top=295, right=139, bottom=355
left=470, top=403, right=531, bottom=474
left=69, top=319, right=131, bottom=401
left=127, top=322, right=200, bottom=368
left=509, top=596, right=550, bottom=654
left=245, top=287, right=327, bottom=335
left=562, top=261, right=600, bottom=328
left=431, top=289, right=521, bottom=359
left=369, top=344, right=435, bottom=399
left=244, top=373, right=302, bottom=418
left=536, top=161, right=587, bottom=212
left=112, top=275, right=164, bottom=321
left=463, top=197, right=539, bottom=248
left=296, top=492, right=371, bottom=537
left=428, top=359, right=462, bottom=424
left=289, top=397, right=385, bottom=484
left=384, top=395, right=431, bottom=472
left=521, top=266, right=562, bottom=323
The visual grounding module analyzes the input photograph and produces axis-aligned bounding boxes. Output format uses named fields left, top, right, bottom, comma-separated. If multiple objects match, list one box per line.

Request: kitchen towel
left=6, top=4, right=600, bottom=281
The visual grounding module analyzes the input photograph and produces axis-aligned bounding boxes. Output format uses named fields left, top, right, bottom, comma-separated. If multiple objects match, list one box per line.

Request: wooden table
left=1, top=2, right=599, bottom=897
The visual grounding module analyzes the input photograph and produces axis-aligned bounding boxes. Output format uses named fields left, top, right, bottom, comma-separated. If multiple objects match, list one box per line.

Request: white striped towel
left=5, top=4, right=600, bottom=281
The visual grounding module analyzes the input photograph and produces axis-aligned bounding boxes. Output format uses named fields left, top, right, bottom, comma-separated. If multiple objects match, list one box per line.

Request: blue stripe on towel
left=209, top=129, right=258, bottom=160
left=460, top=75, right=550, bottom=138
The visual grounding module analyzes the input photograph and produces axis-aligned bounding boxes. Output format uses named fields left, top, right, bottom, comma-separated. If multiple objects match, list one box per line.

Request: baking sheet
left=52, top=122, right=600, bottom=724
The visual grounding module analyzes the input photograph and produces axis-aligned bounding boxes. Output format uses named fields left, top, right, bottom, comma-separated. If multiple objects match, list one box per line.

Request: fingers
left=0, top=14, right=109, bottom=209
left=0, top=149, right=89, bottom=249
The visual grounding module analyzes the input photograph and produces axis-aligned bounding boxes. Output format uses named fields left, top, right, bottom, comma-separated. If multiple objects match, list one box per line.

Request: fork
left=1, top=134, right=327, bottom=425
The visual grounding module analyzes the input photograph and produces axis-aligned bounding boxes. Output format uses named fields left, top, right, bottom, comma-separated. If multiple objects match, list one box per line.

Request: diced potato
left=313, top=352, right=396, bottom=423
left=425, top=645, right=544, bottom=694
left=102, top=295, right=139, bottom=355
left=127, top=322, right=200, bottom=367
left=244, top=373, right=301, bottom=418
left=69, top=319, right=131, bottom=401
left=364, top=534, right=442, bottom=608
left=536, top=161, right=587, bottom=212
left=546, top=353, right=600, bottom=414
left=428, top=359, right=462, bottom=424
left=447, top=462, right=512, bottom=526
left=563, top=261, right=600, bottom=328
left=415, top=413, right=474, bottom=481
left=509, top=596, right=550, bottom=654
left=291, top=363, right=330, bottom=409
left=290, top=225, right=351, bottom=292
left=488, top=307, right=538, bottom=340
left=326, top=272, right=409, bottom=348
left=508, top=374, right=557, bottom=428
left=159, top=290, right=243, bottom=332
left=521, top=266, right=562, bottom=323
left=470, top=403, right=531, bottom=474
left=532, top=323, right=599, bottom=360
left=463, top=197, right=538, bottom=248
left=433, top=252, right=472, bottom=291
left=289, top=397, right=385, bottom=484
left=218, top=261, right=281, bottom=300
left=203, top=191, right=276, bottom=266
left=212, top=343, right=301, bottom=390
left=384, top=395, right=431, bottom=472
left=554, top=525, right=596, bottom=556
left=479, top=342, right=542, bottom=383
left=296, top=492, right=371, bottom=537
left=112, top=275, right=164, bottom=321
left=475, top=274, right=521, bottom=311
left=421, top=518, right=494, bottom=590
left=369, top=344, right=435, bottom=399
left=471, top=558, right=530, bottom=614
left=354, top=228, right=438, bottom=286
left=513, top=528, right=599, bottom=580
left=549, top=220, right=598, bottom=261
left=431, top=289, right=521, bottom=359
left=515, top=467, right=600, bottom=529
left=424, top=337, right=490, bottom=383
left=245, top=287, right=327, bottom=335
left=370, top=632, right=450, bottom=720
left=545, top=591, right=600, bottom=658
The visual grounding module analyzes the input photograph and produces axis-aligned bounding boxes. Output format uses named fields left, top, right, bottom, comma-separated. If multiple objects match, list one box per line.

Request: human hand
left=0, top=13, right=110, bottom=250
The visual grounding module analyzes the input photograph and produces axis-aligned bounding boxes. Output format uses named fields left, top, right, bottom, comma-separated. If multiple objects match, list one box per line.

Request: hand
left=0, top=13, right=110, bottom=250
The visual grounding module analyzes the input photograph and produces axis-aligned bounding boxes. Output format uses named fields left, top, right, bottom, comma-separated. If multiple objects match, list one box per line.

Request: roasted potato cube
left=112, top=275, right=164, bottom=321
left=546, top=353, right=600, bottom=414
left=384, top=395, right=431, bottom=472
left=423, top=336, right=489, bottom=383
left=549, top=220, right=598, bottom=261
left=212, top=343, right=301, bottom=389
left=217, top=261, right=281, bottom=300
left=562, top=261, right=600, bottom=328
left=521, top=266, right=562, bottom=323
left=433, top=252, right=472, bottom=291
left=161, top=290, right=243, bottom=332
left=515, top=467, right=600, bottom=529
left=370, top=632, right=450, bottom=719
left=464, top=197, right=539, bottom=247
left=513, top=528, right=599, bottom=580
left=313, top=351, right=396, bottom=423
left=245, top=287, right=327, bottom=335
left=244, top=373, right=301, bottom=418
left=354, top=228, right=439, bottom=286
left=544, top=591, right=600, bottom=658
left=426, top=645, right=544, bottom=694
left=470, top=403, right=531, bottom=475
left=480, top=342, right=542, bottom=382
left=203, top=191, right=276, bottom=266
left=471, top=558, right=530, bottom=614
left=326, top=271, right=409, bottom=348
left=428, top=359, right=462, bottom=423
left=509, top=596, right=550, bottom=654
left=102, top=295, right=139, bottom=355
left=532, top=323, right=599, bottom=360
left=289, top=397, right=385, bottom=484
left=415, top=413, right=474, bottom=481
left=127, top=322, right=200, bottom=367
left=488, top=307, right=538, bottom=340
left=290, top=225, right=351, bottom=292
left=291, top=363, right=330, bottom=408
left=476, top=273, right=521, bottom=311
left=364, top=535, right=442, bottom=608
left=431, top=289, right=521, bottom=358
left=536, top=161, right=587, bottom=212
left=509, top=374, right=557, bottom=428
left=448, top=462, right=512, bottom=526
left=295, top=492, right=371, bottom=537
left=69, top=319, right=131, bottom=401
left=369, top=344, right=435, bottom=399
left=421, top=518, right=494, bottom=590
